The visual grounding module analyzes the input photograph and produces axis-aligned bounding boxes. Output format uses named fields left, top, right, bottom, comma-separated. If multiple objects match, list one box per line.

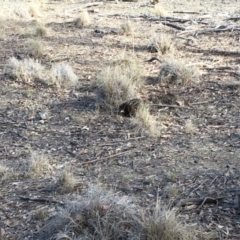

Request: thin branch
left=162, top=22, right=186, bottom=31
left=80, top=149, right=135, bottom=165
left=151, top=104, right=195, bottom=110
left=179, top=196, right=225, bottom=207
left=18, top=195, right=65, bottom=205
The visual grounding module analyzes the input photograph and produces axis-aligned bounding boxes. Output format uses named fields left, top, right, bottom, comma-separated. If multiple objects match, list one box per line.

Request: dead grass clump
left=134, top=102, right=160, bottom=137
left=28, top=151, right=52, bottom=177
left=144, top=205, right=198, bottom=240
left=14, top=7, right=32, bottom=19
left=150, top=34, right=174, bottom=55
left=0, top=164, right=12, bottom=183
left=5, top=57, right=45, bottom=83
left=97, top=58, right=143, bottom=109
left=34, top=208, right=48, bottom=221
left=121, top=21, right=133, bottom=36
left=75, top=11, right=91, bottom=28
left=39, top=186, right=206, bottom=240
left=35, top=23, right=48, bottom=37
left=57, top=171, right=76, bottom=193
left=184, top=119, right=198, bottom=134
left=28, top=4, right=42, bottom=18
left=38, top=186, right=143, bottom=239
left=154, top=4, right=168, bottom=17
left=49, top=63, right=78, bottom=88
left=159, top=59, right=199, bottom=86
left=0, top=19, right=6, bottom=40
left=26, top=39, right=44, bottom=58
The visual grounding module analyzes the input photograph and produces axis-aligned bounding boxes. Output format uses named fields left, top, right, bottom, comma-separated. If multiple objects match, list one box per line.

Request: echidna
left=118, top=98, right=141, bottom=117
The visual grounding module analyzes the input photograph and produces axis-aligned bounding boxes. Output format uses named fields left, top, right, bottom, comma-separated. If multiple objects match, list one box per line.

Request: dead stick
left=179, top=196, right=225, bottom=207
left=80, top=149, right=135, bottom=165
left=191, top=100, right=214, bottom=105
left=18, top=195, right=65, bottom=205
left=151, top=104, right=194, bottom=110
left=198, top=197, right=222, bottom=209
left=83, top=2, right=103, bottom=8
left=162, top=22, right=186, bottom=31
left=173, top=11, right=201, bottom=14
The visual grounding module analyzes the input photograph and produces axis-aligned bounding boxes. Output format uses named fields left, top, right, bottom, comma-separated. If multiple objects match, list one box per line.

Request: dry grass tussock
left=5, top=57, right=45, bottom=82
left=97, top=58, right=143, bottom=109
left=0, top=164, right=13, bottom=183
left=184, top=119, right=198, bottom=134
left=28, top=3, right=42, bottom=18
left=159, top=58, right=199, bottom=86
left=26, top=39, right=44, bottom=58
left=38, top=186, right=208, bottom=240
left=28, top=151, right=53, bottom=177
left=133, top=102, right=161, bottom=137
left=35, top=23, right=48, bottom=37
left=121, top=21, right=133, bottom=36
left=153, top=3, right=168, bottom=17
left=144, top=204, right=204, bottom=240
left=4, top=57, right=78, bottom=88
left=75, top=11, right=91, bottom=28
left=14, top=6, right=32, bottom=19
left=151, top=34, right=175, bottom=55
left=0, top=19, right=6, bottom=40
left=49, top=63, right=79, bottom=88
left=56, top=170, right=77, bottom=193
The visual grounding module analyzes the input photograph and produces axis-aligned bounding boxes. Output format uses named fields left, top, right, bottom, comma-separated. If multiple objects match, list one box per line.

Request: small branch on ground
left=80, top=149, right=136, bottom=165
left=18, top=195, right=65, bottom=205
left=151, top=104, right=195, bottom=110
left=196, top=25, right=240, bottom=35
left=178, top=196, right=225, bottom=207
left=162, top=22, right=186, bottom=31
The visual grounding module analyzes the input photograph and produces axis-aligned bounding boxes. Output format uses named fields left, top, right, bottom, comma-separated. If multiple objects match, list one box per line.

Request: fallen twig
left=196, top=25, right=240, bottom=35
left=18, top=195, right=65, bottom=205
left=225, top=17, right=240, bottom=21
left=80, top=149, right=135, bottom=165
left=179, top=196, right=225, bottom=207
left=151, top=104, right=194, bottom=110
left=162, top=22, right=186, bottom=31
left=173, top=11, right=201, bottom=15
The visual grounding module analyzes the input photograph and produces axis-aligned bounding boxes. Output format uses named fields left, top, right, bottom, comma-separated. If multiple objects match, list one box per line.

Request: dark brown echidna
left=118, top=98, right=141, bottom=117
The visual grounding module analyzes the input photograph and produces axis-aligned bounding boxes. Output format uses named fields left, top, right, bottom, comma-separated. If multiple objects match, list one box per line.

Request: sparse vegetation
left=144, top=205, right=199, bottom=240
left=5, top=57, right=45, bottom=83
left=184, top=119, right=198, bottom=134
left=5, top=57, right=78, bottom=88
left=35, top=23, right=48, bottom=37
left=38, top=186, right=206, bottom=240
left=34, top=208, right=48, bottom=221
left=159, top=59, right=199, bottom=86
left=150, top=34, right=175, bottom=55
left=0, top=1, right=238, bottom=239
left=0, top=164, right=12, bottom=183
left=49, top=63, right=78, bottom=88
left=14, top=6, right=31, bottom=19
left=121, top=21, right=133, bottom=36
left=28, top=3, right=42, bottom=18
left=97, top=58, right=143, bottom=109
left=75, top=11, right=91, bottom=28
left=154, top=4, right=168, bottom=17
left=133, top=102, right=161, bottom=137
left=57, top=170, right=77, bottom=193
left=28, top=151, right=53, bottom=177
left=165, top=183, right=178, bottom=198
left=26, top=39, right=44, bottom=58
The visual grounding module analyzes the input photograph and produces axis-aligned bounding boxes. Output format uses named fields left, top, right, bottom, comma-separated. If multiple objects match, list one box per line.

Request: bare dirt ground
left=0, top=0, right=240, bottom=239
